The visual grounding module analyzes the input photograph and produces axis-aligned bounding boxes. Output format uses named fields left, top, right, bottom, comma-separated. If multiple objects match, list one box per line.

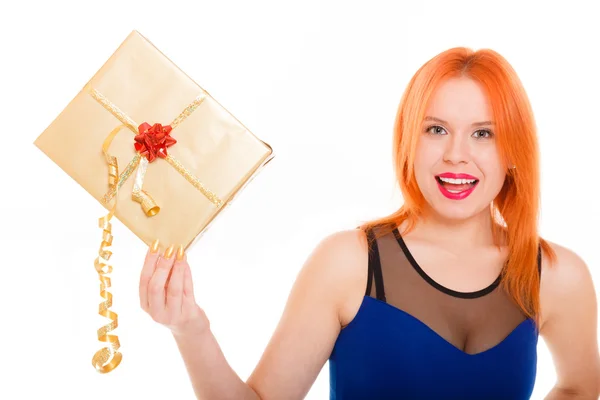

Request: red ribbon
left=134, top=122, right=177, bottom=162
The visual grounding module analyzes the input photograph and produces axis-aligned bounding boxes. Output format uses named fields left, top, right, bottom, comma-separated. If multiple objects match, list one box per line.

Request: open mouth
left=435, top=174, right=479, bottom=200
left=435, top=176, right=479, bottom=193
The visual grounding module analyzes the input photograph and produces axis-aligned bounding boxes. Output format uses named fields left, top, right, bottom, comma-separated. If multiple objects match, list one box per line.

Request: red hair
left=359, top=47, right=555, bottom=325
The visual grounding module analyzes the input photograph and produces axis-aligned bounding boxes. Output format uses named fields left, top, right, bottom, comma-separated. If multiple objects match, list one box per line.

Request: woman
left=138, top=47, right=600, bottom=399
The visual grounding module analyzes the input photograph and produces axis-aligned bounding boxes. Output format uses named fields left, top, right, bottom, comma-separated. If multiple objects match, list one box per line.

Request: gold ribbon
left=132, top=156, right=159, bottom=216
left=87, top=87, right=225, bottom=373
left=91, top=125, right=128, bottom=373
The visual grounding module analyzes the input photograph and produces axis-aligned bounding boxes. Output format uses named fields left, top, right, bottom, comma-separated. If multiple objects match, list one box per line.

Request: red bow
left=134, top=122, right=177, bottom=162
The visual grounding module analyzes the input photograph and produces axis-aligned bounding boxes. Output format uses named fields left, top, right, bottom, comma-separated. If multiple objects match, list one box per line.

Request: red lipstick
left=435, top=172, right=479, bottom=200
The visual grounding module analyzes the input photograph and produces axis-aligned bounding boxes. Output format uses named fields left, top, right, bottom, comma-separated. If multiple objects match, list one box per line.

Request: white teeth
left=438, top=177, right=477, bottom=184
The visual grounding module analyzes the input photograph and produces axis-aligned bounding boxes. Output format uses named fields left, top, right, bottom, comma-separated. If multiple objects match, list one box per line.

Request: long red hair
left=359, top=47, right=555, bottom=325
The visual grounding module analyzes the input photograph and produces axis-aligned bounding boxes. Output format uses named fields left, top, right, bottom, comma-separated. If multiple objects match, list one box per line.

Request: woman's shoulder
left=540, top=241, right=591, bottom=292
left=303, top=227, right=371, bottom=327
left=305, top=228, right=368, bottom=273
left=307, top=227, right=370, bottom=288
left=539, top=240, right=595, bottom=329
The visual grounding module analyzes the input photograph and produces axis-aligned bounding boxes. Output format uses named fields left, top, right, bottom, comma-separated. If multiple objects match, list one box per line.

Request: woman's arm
left=540, top=243, right=600, bottom=399
left=173, top=327, right=260, bottom=400
left=171, top=229, right=368, bottom=400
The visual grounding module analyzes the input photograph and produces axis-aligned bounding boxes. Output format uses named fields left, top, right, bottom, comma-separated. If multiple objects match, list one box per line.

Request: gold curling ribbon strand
left=91, top=124, right=128, bottom=373
left=101, top=153, right=141, bottom=205
left=92, top=218, right=122, bottom=373
left=132, top=188, right=159, bottom=216
left=132, top=156, right=160, bottom=216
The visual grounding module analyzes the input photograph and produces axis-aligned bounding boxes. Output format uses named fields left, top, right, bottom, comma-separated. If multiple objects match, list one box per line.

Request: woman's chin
left=427, top=199, right=490, bottom=223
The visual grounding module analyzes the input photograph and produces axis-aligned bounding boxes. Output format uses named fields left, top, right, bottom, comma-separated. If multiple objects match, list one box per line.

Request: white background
left=1, top=1, right=598, bottom=399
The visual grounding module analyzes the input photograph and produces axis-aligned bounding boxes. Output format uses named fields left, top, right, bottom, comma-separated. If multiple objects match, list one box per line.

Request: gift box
left=34, top=30, right=274, bottom=373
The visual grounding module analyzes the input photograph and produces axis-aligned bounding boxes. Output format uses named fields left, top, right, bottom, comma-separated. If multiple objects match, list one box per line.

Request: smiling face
left=413, top=77, right=507, bottom=221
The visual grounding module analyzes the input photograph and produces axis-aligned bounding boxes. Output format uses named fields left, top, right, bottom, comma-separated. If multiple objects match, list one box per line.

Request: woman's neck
left=406, top=207, right=501, bottom=251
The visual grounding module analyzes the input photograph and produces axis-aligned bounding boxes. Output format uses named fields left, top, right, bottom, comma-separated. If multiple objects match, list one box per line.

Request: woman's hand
left=139, top=241, right=209, bottom=338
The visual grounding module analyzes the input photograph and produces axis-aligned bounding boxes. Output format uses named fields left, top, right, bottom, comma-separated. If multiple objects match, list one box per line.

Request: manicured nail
left=176, top=244, right=184, bottom=261
left=150, top=239, right=160, bottom=253
left=163, top=244, right=175, bottom=259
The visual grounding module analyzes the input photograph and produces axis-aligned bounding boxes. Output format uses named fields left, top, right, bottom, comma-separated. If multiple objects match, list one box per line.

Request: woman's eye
left=426, top=125, right=447, bottom=135
left=472, top=130, right=493, bottom=139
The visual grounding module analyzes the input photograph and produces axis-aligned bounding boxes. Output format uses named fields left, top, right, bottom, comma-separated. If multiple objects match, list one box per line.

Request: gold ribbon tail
left=132, top=156, right=160, bottom=216
left=92, top=214, right=122, bottom=373
left=91, top=124, right=127, bottom=373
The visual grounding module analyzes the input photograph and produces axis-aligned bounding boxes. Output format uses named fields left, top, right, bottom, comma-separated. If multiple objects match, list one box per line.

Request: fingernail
left=150, top=239, right=160, bottom=253
left=163, top=244, right=175, bottom=259
left=176, top=244, right=184, bottom=260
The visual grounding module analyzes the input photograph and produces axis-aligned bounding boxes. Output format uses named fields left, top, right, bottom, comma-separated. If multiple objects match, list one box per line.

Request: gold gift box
left=35, top=30, right=274, bottom=251
left=33, top=30, right=274, bottom=373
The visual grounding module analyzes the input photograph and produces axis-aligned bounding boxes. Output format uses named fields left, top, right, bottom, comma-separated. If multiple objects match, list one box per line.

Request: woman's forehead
left=425, top=77, right=494, bottom=127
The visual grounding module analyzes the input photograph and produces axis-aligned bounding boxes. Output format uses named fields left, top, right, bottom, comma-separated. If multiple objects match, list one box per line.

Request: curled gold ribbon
left=132, top=156, right=159, bottom=216
left=91, top=125, right=127, bottom=373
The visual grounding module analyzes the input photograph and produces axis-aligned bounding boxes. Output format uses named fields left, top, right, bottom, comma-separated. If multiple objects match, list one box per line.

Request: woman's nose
left=443, top=134, right=470, bottom=165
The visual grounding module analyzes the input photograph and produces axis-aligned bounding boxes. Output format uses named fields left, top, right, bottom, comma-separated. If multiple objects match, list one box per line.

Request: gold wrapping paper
left=33, top=30, right=274, bottom=372
left=35, top=30, right=274, bottom=248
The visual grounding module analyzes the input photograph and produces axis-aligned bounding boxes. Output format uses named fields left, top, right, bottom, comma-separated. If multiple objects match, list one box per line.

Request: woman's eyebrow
left=424, top=116, right=495, bottom=126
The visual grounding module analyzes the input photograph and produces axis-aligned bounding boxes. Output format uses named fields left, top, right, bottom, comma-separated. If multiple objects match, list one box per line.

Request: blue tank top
left=328, top=226, right=541, bottom=399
